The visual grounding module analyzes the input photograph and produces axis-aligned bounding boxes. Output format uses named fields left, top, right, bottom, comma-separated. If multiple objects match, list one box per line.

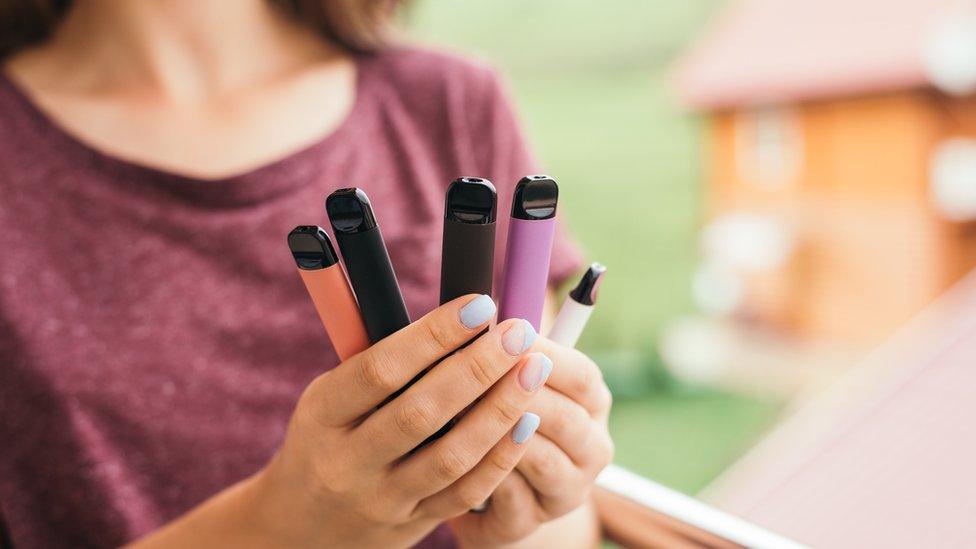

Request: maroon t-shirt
left=0, top=47, right=582, bottom=548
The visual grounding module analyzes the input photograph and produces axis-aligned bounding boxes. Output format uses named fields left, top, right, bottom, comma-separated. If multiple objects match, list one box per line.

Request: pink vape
left=498, top=175, right=559, bottom=330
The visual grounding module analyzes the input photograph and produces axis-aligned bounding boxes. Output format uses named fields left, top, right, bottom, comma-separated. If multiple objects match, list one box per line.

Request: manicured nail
left=512, top=413, right=540, bottom=444
left=459, top=294, right=496, bottom=329
left=519, top=353, right=553, bottom=391
left=502, top=319, right=537, bottom=355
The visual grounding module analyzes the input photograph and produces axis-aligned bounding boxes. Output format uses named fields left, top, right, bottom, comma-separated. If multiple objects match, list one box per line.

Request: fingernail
left=502, top=319, right=537, bottom=356
left=518, top=353, right=553, bottom=391
left=512, top=413, right=540, bottom=444
left=459, top=294, right=496, bottom=329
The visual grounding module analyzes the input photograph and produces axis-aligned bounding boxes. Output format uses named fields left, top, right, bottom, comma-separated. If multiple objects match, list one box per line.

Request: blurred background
left=405, top=1, right=976, bottom=542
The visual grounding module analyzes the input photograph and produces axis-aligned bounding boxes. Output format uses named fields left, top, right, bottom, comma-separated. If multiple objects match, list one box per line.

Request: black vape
left=325, top=188, right=411, bottom=343
left=440, top=177, right=498, bottom=305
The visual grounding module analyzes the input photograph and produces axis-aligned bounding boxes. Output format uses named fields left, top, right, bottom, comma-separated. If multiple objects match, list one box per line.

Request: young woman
left=0, top=1, right=614, bottom=547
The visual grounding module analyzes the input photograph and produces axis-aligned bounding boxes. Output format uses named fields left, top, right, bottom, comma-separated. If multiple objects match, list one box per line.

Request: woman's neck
left=16, top=0, right=341, bottom=101
left=3, top=0, right=357, bottom=179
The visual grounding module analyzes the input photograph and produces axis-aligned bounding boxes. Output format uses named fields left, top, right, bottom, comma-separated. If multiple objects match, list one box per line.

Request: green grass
left=407, top=0, right=783, bottom=494
left=610, top=388, right=781, bottom=493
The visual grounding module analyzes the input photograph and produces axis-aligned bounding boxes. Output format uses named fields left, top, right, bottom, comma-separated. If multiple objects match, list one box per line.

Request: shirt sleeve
left=463, top=65, right=586, bottom=288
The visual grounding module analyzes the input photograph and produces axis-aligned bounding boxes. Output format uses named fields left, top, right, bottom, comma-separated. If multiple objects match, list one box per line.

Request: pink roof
left=703, top=269, right=976, bottom=548
left=674, top=0, right=960, bottom=110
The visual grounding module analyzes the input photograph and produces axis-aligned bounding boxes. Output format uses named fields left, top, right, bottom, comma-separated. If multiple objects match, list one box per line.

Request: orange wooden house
left=674, top=0, right=976, bottom=343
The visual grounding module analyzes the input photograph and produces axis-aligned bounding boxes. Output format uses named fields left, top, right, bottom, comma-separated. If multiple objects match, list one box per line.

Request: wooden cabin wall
left=705, top=92, right=945, bottom=343
left=933, top=93, right=976, bottom=284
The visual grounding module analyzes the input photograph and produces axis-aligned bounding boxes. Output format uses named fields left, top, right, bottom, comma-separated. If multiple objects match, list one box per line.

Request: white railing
left=595, top=464, right=806, bottom=548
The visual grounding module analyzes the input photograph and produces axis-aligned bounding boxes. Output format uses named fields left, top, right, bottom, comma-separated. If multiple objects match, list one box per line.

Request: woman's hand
left=449, top=338, right=613, bottom=548
left=254, top=294, right=556, bottom=548
left=135, top=294, right=552, bottom=549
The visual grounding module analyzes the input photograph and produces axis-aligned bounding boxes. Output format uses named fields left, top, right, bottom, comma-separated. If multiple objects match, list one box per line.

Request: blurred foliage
left=407, top=0, right=783, bottom=495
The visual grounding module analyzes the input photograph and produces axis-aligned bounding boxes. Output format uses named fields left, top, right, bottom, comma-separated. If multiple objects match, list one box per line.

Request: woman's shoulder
left=357, top=45, right=534, bottom=186
left=362, top=45, right=505, bottom=107
left=367, top=45, right=497, bottom=85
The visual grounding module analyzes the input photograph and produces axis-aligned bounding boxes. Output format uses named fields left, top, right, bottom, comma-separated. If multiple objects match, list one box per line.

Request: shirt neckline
left=0, top=53, right=376, bottom=207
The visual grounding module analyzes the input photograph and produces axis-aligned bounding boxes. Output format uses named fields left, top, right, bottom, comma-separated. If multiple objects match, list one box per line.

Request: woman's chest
left=0, top=153, right=450, bottom=426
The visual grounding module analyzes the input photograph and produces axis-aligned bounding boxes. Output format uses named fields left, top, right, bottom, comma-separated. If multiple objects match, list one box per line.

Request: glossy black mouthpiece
left=511, top=175, right=558, bottom=220
left=326, top=188, right=377, bottom=234
left=287, top=226, right=339, bottom=270
left=446, top=177, right=497, bottom=224
left=569, top=263, right=607, bottom=306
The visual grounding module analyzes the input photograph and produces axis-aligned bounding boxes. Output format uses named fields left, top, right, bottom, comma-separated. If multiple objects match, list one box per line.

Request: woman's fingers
left=416, top=412, right=540, bottom=519
left=449, top=472, right=541, bottom=546
left=305, top=294, right=496, bottom=426
left=356, top=318, right=539, bottom=464
left=389, top=352, right=552, bottom=497
left=516, top=434, right=589, bottom=517
left=531, top=337, right=612, bottom=419
left=530, top=387, right=608, bottom=467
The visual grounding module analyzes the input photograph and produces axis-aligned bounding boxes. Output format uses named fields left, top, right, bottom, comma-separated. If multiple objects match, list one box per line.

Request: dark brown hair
left=0, top=0, right=396, bottom=60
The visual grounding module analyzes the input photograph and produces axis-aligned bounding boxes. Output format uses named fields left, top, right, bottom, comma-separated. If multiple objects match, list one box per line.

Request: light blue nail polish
left=519, top=319, right=537, bottom=352
left=459, top=294, right=496, bottom=329
left=512, top=412, right=540, bottom=444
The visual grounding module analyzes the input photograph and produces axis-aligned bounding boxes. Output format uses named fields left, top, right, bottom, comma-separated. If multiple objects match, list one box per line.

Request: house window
left=734, top=107, right=803, bottom=189
left=930, top=138, right=976, bottom=222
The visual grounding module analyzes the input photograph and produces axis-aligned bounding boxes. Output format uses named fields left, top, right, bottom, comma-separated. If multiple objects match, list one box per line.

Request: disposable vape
left=440, top=177, right=497, bottom=304
left=287, top=226, right=370, bottom=361
left=326, top=188, right=410, bottom=343
left=548, top=263, right=606, bottom=347
left=498, top=175, right=559, bottom=330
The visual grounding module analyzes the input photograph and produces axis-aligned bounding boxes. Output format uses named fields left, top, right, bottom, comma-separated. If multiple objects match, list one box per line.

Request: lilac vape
left=498, top=175, right=559, bottom=330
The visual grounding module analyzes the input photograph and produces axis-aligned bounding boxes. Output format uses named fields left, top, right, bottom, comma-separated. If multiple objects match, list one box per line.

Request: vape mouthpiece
left=569, top=263, right=607, bottom=306
left=287, top=226, right=339, bottom=270
left=446, top=177, right=497, bottom=224
left=511, top=175, right=558, bottom=220
left=326, top=188, right=377, bottom=234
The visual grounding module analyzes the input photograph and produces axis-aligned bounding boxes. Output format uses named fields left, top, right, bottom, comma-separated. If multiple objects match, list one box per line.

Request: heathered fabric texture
left=0, top=47, right=582, bottom=548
